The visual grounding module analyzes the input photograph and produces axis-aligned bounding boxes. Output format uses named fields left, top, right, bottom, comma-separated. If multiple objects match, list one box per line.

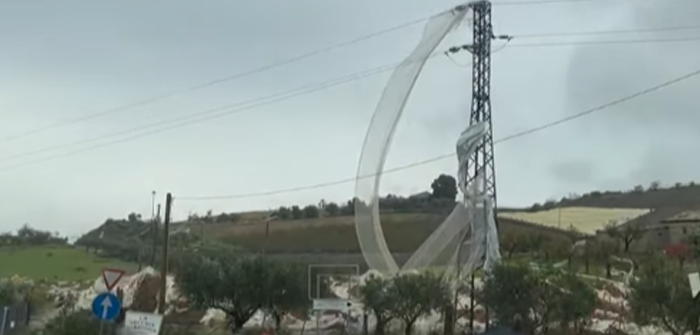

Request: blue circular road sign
left=91, top=292, right=121, bottom=321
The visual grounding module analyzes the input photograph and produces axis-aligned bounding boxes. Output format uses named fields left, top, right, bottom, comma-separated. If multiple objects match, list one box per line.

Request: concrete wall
left=634, top=221, right=700, bottom=252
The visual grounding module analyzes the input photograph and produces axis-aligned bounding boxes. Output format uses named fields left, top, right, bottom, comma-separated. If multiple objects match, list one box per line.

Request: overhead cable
left=175, top=67, right=700, bottom=201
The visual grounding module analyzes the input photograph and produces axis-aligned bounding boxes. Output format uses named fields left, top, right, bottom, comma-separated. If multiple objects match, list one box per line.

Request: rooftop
left=662, top=210, right=700, bottom=223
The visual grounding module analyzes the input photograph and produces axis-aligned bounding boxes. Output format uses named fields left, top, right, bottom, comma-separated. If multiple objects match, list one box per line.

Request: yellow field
left=497, top=207, right=651, bottom=235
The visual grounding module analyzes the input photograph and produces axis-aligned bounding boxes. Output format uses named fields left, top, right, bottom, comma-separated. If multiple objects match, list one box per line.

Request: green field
left=190, top=213, right=575, bottom=253
left=0, top=245, right=138, bottom=281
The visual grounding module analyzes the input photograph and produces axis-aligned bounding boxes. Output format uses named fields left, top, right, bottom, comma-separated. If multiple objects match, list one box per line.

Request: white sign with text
left=124, top=311, right=163, bottom=335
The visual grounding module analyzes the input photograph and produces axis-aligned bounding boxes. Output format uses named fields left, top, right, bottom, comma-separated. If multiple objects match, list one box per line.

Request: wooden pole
left=157, top=193, right=172, bottom=314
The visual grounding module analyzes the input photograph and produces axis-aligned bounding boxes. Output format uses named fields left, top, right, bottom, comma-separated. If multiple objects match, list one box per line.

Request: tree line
left=169, top=251, right=700, bottom=335
left=25, top=253, right=700, bottom=335
left=180, top=174, right=459, bottom=224
left=529, top=179, right=700, bottom=211
left=0, top=224, right=67, bottom=247
left=269, top=174, right=459, bottom=221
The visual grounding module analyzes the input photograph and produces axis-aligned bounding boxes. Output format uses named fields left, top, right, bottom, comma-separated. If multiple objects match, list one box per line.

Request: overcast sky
left=0, top=0, right=698, bottom=236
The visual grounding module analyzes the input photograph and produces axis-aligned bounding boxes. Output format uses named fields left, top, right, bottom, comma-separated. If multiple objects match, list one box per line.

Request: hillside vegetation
left=535, top=180, right=700, bottom=210
left=74, top=177, right=700, bottom=257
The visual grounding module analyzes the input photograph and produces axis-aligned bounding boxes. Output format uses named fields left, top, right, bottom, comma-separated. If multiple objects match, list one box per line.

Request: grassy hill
left=541, top=182, right=700, bottom=209
left=0, top=245, right=137, bottom=281
left=184, top=213, right=575, bottom=253
left=76, top=183, right=700, bottom=256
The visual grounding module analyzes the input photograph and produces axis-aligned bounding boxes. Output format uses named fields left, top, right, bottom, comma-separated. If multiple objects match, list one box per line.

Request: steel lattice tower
left=466, top=0, right=497, bottom=207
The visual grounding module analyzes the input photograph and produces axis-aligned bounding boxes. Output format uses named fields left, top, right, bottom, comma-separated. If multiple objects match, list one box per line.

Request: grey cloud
left=563, top=0, right=700, bottom=189
left=549, top=159, right=598, bottom=185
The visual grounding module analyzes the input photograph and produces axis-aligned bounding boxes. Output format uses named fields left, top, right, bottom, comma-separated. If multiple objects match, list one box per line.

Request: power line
left=1, top=0, right=693, bottom=144
left=0, top=16, right=433, bottom=145
left=0, top=35, right=697, bottom=171
left=0, top=57, right=414, bottom=167
left=515, top=25, right=700, bottom=39
left=0, top=58, right=415, bottom=171
left=175, top=67, right=700, bottom=201
left=495, top=0, right=693, bottom=5
left=508, top=36, right=700, bottom=48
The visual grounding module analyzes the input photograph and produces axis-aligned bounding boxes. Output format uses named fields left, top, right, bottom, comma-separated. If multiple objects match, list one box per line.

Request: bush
left=43, top=311, right=101, bottom=335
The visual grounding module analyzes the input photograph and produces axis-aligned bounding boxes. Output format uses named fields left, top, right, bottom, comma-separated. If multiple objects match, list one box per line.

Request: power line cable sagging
left=2, top=34, right=699, bottom=171
left=0, top=15, right=434, bottom=144
left=1, top=0, right=696, bottom=144
left=176, top=67, right=700, bottom=201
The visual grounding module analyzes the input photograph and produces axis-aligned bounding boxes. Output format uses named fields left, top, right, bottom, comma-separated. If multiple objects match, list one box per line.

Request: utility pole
left=263, top=214, right=277, bottom=257
left=157, top=193, right=172, bottom=315
left=151, top=191, right=156, bottom=221
left=465, top=1, right=496, bottom=332
left=151, top=204, right=161, bottom=267
left=465, top=0, right=496, bottom=205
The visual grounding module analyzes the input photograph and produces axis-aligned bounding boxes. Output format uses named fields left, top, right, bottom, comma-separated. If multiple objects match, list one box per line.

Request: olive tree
left=175, top=254, right=308, bottom=333
left=359, top=275, right=397, bottom=335
left=628, top=259, right=700, bottom=335
left=482, top=263, right=595, bottom=335
left=360, top=272, right=449, bottom=335
left=389, top=272, right=449, bottom=335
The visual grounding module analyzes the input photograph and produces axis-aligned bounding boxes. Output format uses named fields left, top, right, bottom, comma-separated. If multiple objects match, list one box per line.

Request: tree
left=276, top=207, right=291, bottom=220
left=203, top=210, right=214, bottom=223
left=526, top=234, right=548, bottom=258
left=550, top=271, right=597, bottom=334
left=499, top=232, right=528, bottom=258
left=577, top=239, right=596, bottom=274
left=325, top=202, right=340, bottom=216
left=339, top=199, right=356, bottom=216
left=360, top=275, right=397, bottom=335
left=389, top=272, right=448, bottom=335
left=175, top=254, right=307, bottom=333
left=592, top=239, right=618, bottom=278
left=482, top=263, right=595, bottom=335
left=302, top=205, right=320, bottom=219
left=629, top=260, right=700, bottom=335
left=649, top=180, right=661, bottom=190
left=604, top=222, right=646, bottom=253
left=127, top=212, right=142, bottom=223
left=430, top=174, right=458, bottom=201
left=482, top=263, right=550, bottom=334
left=291, top=206, right=303, bottom=220
left=541, top=238, right=572, bottom=263
left=665, top=243, right=692, bottom=269
left=263, top=261, right=309, bottom=329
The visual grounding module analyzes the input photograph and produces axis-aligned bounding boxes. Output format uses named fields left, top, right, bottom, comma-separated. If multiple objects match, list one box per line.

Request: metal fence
left=0, top=303, right=30, bottom=335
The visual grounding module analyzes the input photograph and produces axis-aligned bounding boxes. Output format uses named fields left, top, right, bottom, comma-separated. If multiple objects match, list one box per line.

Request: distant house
left=642, top=210, right=700, bottom=247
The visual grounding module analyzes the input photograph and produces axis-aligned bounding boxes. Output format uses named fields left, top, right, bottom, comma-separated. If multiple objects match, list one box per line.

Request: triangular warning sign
left=101, top=268, right=126, bottom=291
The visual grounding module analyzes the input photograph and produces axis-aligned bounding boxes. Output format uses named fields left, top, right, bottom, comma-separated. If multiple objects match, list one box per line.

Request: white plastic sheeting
left=354, top=2, right=471, bottom=276
left=353, top=1, right=500, bottom=277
